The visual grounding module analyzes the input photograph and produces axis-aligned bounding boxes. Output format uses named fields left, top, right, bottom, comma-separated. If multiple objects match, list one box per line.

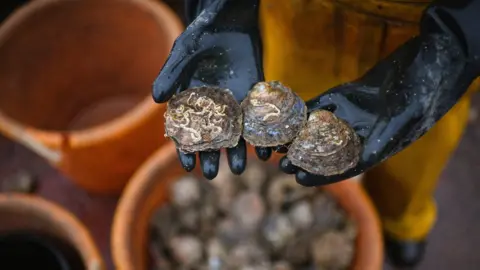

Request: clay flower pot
left=0, top=193, right=104, bottom=269
left=0, top=0, right=183, bottom=195
left=112, top=142, right=384, bottom=270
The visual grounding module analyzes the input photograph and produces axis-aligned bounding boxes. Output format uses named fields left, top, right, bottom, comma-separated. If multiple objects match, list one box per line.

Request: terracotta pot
left=0, top=193, right=104, bottom=269
left=0, top=0, right=183, bottom=195
left=112, top=142, right=384, bottom=270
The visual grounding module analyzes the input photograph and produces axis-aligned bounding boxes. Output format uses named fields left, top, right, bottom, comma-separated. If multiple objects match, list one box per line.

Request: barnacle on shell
left=164, top=87, right=242, bottom=153
left=241, top=81, right=307, bottom=147
left=287, top=110, right=361, bottom=176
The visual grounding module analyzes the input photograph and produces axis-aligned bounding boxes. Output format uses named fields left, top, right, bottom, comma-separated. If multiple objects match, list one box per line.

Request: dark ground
left=0, top=93, right=477, bottom=270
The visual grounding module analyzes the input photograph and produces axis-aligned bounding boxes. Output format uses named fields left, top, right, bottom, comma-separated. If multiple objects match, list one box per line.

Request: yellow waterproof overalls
left=260, top=0, right=477, bottom=242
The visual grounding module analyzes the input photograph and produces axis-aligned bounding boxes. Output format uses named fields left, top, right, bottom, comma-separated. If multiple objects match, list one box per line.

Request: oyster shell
left=0, top=169, right=37, bottom=193
left=267, top=174, right=315, bottom=210
left=240, top=160, right=268, bottom=191
left=216, top=218, right=251, bottom=249
left=241, top=81, right=307, bottom=147
left=227, top=241, right=270, bottom=268
left=232, top=191, right=266, bottom=231
left=261, top=213, right=296, bottom=251
left=272, top=261, right=292, bottom=270
left=169, top=235, right=203, bottom=267
left=311, top=231, right=355, bottom=269
left=288, top=200, right=314, bottom=231
left=164, top=87, right=242, bottom=153
left=206, top=238, right=227, bottom=268
left=283, top=233, right=313, bottom=265
left=287, top=110, right=361, bottom=176
left=170, top=175, right=201, bottom=208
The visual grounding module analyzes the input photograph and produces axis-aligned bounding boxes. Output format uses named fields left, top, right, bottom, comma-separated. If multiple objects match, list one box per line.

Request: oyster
left=288, top=200, right=314, bottom=231
left=206, top=238, right=227, bottom=270
left=169, top=235, right=203, bottom=267
left=216, top=218, right=251, bottom=249
left=287, top=110, right=361, bottom=176
left=232, top=191, right=266, bottom=231
left=261, top=213, right=296, bottom=251
left=241, top=81, right=307, bottom=147
left=164, top=87, right=242, bottom=153
left=227, top=241, right=270, bottom=269
left=267, top=174, right=315, bottom=210
left=147, top=142, right=360, bottom=269
left=240, top=160, right=268, bottom=191
left=0, top=169, right=37, bottom=193
left=272, top=261, right=292, bottom=270
left=170, top=175, right=201, bottom=208
left=283, top=233, right=313, bottom=265
left=211, top=158, right=239, bottom=212
left=311, top=231, right=355, bottom=269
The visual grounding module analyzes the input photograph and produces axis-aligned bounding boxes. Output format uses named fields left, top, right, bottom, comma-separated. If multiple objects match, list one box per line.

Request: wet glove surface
left=279, top=0, right=480, bottom=186
left=154, top=0, right=480, bottom=184
left=152, top=0, right=264, bottom=179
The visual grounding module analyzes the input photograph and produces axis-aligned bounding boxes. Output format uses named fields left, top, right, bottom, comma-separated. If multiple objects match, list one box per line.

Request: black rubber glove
left=152, top=0, right=264, bottom=179
left=279, top=0, right=480, bottom=186
left=0, top=0, right=30, bottom=22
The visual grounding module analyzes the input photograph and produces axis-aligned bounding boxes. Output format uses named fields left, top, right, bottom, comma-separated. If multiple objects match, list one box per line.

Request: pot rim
left=0, top=193, right=104, bottom=270
left=0, top=0, right=183, bottom=149
left=323, top=177, right=384, bottom=269
left=112, top=142, right=384, bottom=270
left=112, top=142, right=178, bottom=269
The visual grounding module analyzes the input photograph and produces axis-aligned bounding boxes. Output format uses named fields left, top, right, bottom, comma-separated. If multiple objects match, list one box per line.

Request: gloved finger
left=226, top=138, right=247, bottom=175
left=199, top=150, right=221, bottom=180
left=255, top=147, right=272, bottom=161
left=152, top=2, right=220, bottom=103
left=279, top=156, right=298, bottom=174
left=152, top=40, right=195, bottom=103
left=176, top=149, right=196, bottom=172
left=273, top=144, right=289, bottom=154
left=295, top=169, right=347, bottom=187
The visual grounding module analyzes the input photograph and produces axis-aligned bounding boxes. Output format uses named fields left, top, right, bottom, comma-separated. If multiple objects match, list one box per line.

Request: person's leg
left=260, top=0, right=475, bottom=267
left=364, top=93, right=471, bottom=266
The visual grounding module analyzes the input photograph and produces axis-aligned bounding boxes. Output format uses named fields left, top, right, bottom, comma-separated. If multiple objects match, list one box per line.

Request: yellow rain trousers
left=260, top=0, right=477, bottom=241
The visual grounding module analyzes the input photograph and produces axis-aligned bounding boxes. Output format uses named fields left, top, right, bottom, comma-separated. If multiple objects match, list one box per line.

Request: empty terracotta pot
left=111, top=142, right=384, bottom=270
left=0, top=193, right=104, bottom=269
left=0, top=0, right=183, bottom=195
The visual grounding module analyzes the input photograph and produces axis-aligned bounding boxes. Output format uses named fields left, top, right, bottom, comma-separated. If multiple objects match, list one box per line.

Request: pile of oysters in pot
left=149, top=159, right=357, bottom=270
left=164, top=81, right=362, bottom=176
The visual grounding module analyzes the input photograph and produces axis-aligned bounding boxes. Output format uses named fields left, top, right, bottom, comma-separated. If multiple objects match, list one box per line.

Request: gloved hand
left=152, top=0, right=264, bottom=179
left=278, top=0, right=480, bottom=186
left=154, top=0, right=480, bottom=185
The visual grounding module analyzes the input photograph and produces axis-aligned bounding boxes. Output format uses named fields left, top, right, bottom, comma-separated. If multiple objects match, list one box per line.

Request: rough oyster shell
left=287, top=110, right=361, bottom=176
left=311, top=231, right=355, bottom=269
left=241, top=81, right=307, bottom=147
left=164, top=87, right=242, bottom=153
left=169, top=235, right=203, bottom=267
